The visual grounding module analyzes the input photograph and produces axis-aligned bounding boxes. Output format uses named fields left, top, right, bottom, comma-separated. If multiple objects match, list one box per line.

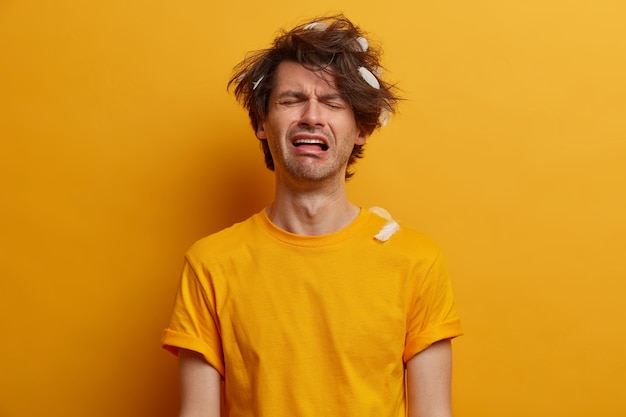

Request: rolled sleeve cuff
left=403, top=319, right=463, bottom=363
left=161, top=329, right=225, bottom=377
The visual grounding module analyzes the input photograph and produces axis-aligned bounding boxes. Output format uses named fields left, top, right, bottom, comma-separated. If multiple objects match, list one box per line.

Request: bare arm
left=406, top=339, right=454, bottom=417
left=178, top=348, right=221, bottom=417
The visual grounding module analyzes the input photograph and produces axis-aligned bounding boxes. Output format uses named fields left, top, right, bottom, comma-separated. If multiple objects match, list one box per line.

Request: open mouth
left=293, top=138, right=329, bottom=151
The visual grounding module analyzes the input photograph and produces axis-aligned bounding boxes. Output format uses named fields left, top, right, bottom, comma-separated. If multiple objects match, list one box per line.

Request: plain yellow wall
left=1, top=1, right=625, bottom=416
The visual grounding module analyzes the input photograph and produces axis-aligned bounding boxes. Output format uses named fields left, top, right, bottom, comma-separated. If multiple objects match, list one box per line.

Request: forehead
left=271, top=61, right=339, bottom=95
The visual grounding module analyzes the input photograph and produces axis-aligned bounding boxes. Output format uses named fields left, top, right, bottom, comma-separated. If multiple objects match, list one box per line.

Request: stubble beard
left=283, top=158, right=342, bottom=184
left=278, top=142, right=351, bottom=185
left=270, top=127, right=351, bottom=185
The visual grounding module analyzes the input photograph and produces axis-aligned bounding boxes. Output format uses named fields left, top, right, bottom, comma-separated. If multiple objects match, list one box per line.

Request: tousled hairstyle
left=227, top=14, right=400, bottom=178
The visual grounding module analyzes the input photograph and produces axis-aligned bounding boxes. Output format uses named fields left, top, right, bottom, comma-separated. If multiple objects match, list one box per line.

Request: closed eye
left=278, top=99, right=303, bottom=106
left=323, top=101, right=345, bottom=110
left=276, top=91, right=307, bottom=107
left=320, top=94, right=347, bottom=110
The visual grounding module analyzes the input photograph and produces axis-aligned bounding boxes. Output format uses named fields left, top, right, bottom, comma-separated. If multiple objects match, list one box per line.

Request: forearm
left=406, top=339, right=453, bottom=417
left=178, top=349, right=221, bottom=417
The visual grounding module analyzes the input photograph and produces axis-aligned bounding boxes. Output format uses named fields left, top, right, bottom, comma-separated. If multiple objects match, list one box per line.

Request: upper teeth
left=295, top=139, right=324, bottom=145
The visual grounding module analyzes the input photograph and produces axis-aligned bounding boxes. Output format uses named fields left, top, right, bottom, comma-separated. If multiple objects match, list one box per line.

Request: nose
left=299, top=100, right=324, bottom=127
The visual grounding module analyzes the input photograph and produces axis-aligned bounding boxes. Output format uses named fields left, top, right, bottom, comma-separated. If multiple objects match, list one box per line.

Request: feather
left=368, top=206, right=392, bottom=220
left=357, top=67, right=380, bottom=89
left=355, top=36, right=369, bottom=52
left=378, top=108, right=390, bottom=127
left=303, top=21, right=328, bottom=31
left=374, top=220, right=400, bottom=242
left=252, top=75, right=264, bottom=90
left=368, top=206, right=400, bottom=242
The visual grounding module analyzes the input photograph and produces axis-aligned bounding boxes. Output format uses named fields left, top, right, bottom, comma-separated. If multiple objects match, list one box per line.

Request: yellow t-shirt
left=162, top=208, right=462, bottom=417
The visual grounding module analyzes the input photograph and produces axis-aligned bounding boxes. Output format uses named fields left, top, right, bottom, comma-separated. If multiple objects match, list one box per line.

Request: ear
left=355, top=129, right=367, bottom=146
left=256, top=120, right=267, bottom=140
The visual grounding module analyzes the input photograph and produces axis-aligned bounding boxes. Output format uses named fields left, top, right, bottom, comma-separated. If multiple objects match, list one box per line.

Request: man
left=162, top=15, right=462, bottom=417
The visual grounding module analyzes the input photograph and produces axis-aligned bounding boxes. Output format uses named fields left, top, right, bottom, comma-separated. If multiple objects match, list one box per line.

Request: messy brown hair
left=227, top=14, right=400, bottom=178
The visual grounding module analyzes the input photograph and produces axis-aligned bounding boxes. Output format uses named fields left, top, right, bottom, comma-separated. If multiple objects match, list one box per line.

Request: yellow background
left=1, top=1, right=625, bottom=416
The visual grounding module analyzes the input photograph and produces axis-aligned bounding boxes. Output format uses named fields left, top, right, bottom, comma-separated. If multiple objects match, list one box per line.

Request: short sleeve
left=161, top=257, right=225, bottom=376
left=403, top=250, right=463, bottom=362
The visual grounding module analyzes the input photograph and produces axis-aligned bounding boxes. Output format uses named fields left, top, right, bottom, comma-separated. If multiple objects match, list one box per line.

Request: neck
left=267, top=176, right=360, bottom=236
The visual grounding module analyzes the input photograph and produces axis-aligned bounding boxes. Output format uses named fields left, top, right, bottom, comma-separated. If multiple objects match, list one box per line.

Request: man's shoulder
left=389, top=223, right=442, bottom=263
left=186, top=212, right=261, bottom=259
left=367, top=207, right=442, bottom=261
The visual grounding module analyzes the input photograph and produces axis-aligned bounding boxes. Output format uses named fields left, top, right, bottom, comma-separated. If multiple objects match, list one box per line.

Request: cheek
left=342, top=122, right=366, bottom=146
left=268, top=114, right=294, bottom=135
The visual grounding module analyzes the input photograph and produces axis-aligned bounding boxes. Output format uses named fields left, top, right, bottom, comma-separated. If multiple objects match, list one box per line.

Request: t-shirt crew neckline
left=255, top=208, right=373, bottom=247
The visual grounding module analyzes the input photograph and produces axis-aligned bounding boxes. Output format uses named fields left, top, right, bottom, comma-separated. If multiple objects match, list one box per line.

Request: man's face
left=256, top=61, right=366, bottom=185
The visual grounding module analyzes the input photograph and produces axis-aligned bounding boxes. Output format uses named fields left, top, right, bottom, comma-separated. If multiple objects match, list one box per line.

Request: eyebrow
left=319, top=93, right=345, bottom=101
left=276, top=90, right=307, bottom=100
